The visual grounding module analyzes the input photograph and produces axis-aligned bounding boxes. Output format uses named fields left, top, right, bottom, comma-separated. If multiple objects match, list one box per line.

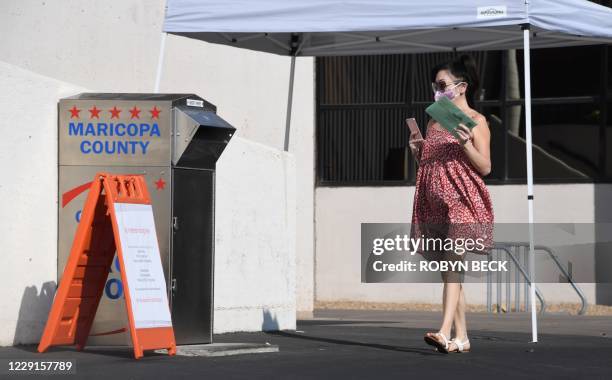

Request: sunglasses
left=431, top=80, right=466, bottom=93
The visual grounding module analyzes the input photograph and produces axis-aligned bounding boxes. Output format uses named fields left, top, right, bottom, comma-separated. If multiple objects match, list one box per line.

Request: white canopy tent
left=159, top=0, right=612, bottom=342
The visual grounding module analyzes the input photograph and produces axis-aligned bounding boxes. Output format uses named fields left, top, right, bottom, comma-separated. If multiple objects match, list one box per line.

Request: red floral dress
left=410, top=118, right=494, bottom=255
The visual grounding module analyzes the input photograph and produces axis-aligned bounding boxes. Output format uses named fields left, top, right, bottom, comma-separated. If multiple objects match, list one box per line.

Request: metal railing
left=486, top=242, right=587, bottom=315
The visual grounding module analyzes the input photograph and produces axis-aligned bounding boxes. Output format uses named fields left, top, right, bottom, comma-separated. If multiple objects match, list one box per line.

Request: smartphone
left=406, top=118, right=423, bottom=140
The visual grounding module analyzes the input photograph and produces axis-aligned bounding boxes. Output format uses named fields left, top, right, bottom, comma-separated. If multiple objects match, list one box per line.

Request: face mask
left=434, top=89, right=456, bottom=102
left=433, top=83, right=461, bottom=102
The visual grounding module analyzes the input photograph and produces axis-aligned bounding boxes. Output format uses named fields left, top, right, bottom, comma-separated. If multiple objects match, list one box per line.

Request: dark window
left=316, top=45, right=612, bottom=186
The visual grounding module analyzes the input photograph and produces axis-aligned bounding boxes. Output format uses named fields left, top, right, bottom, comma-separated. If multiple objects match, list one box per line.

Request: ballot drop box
left=58, top=93, right=235, bottom=345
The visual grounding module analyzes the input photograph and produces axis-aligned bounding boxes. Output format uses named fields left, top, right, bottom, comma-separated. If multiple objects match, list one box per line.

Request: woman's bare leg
left=424, top=252, right=465, bottom=350
left=453, top=284, right=468, bottom=340
left=439, top=272, right=461, bottom=338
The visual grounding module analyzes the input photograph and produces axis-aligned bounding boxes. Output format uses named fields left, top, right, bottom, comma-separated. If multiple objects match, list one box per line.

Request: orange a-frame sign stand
left=38, top=173, right=176, bottom=359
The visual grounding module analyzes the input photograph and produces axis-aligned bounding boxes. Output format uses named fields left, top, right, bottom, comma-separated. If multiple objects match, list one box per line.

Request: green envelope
left=425, top=96, right=477, bottom=139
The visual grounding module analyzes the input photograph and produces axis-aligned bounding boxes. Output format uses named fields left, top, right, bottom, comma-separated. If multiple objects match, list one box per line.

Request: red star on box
left=69, top=106, right=81, bottom=119
left=89, top=106, right=101, bottom=119
left=129, top=106, right=141, bottom=119
left=154, top=177, right=166, bottom=190
left=109, top=106, right=121, bottom=119
left=149, top=106, right=161, bottom=119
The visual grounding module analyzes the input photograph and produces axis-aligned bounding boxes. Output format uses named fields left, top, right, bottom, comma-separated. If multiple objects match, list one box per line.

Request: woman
left=408, top=54, right=494, bottom=354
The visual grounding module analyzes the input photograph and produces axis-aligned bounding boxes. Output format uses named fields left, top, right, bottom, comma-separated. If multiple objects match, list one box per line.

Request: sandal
left=448, top=337, right=471, bottom=353
left=423, top=331, right=451, bottom=354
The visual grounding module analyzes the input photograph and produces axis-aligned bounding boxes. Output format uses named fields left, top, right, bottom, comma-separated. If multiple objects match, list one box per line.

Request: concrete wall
left=0, top=62, right=86, bottom=346
left=0, top=0, right=310, bottom=345
left=214, top=136, right=296, bottom=333
left=0, top=60, right=297, bottom=345
left=1, top=0, right=315, bottom=316
left=315, top=184, right=612, bottom=306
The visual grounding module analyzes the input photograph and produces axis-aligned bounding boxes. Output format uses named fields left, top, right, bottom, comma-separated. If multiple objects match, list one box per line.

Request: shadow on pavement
left=265, top=330, right=438, bottom=356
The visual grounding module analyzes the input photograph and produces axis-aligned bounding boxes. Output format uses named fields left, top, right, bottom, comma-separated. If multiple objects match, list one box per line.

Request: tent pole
left=284, top=55, right=296, bottom=151
left=522, top=24, right=538, bottom=343
left=154, top=32, right=167, bottom=93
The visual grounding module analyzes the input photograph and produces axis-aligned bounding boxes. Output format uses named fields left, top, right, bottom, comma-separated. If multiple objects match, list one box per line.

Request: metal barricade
left=486, top=242, right=587, bottom=315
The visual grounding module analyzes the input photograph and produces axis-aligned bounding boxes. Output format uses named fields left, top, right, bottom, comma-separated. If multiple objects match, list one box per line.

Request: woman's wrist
left=461, top=139, right=474, bottom=150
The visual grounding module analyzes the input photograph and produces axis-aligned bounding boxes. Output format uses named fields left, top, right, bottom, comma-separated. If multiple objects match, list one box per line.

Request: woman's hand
left=408, top=131, right=424, bottom=162
left=454, top=123, right=474, bottom=146
left=455, top=117, right=491, bottom=176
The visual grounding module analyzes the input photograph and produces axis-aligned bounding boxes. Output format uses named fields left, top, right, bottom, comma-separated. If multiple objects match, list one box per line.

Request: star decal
left=89, top=106, right=101, bottom=119
left=69, top=106, right=81, bottom=119
left=149, top=106, right=161, bottom=119
left=129, top=106, right=141, bottom=119
left=109, top=106, right=121, bottom=119
left=154, top=177, right=166, bottom=190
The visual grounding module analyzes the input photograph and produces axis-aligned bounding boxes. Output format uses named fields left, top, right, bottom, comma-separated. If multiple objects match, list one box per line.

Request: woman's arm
left=455, top=115, right=491, bottom=176
left=409, top=119, right=429, bottom=164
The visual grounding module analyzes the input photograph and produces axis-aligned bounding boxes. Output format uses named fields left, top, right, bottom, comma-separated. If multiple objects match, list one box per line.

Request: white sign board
left=113, top=203, right=172, bottom=329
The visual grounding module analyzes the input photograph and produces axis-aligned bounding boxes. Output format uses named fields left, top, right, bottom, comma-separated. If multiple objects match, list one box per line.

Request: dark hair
left=430, top=54, right=480, bottom=109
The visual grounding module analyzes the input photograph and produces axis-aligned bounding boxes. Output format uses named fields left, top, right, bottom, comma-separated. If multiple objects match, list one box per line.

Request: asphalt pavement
left=1, top=310, right=611, bottom=380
